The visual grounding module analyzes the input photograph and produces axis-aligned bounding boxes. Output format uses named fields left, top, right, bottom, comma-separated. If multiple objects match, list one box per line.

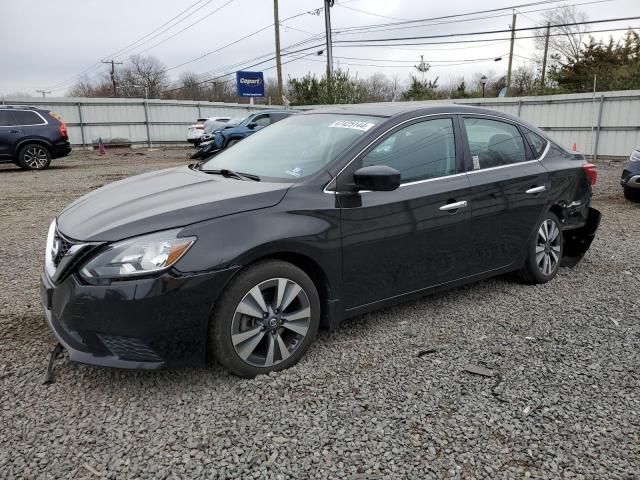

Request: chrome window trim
left=0, top=108, right=48, bottom=128
left=323, top=111, right=546, bottom=194
left=465, top=159, right=541, bottom=175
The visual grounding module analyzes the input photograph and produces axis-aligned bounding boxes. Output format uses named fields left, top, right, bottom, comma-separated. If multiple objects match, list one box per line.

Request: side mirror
left=247, top=122, right=257, bottom=129
left=353, top=165, right=401, bottom=192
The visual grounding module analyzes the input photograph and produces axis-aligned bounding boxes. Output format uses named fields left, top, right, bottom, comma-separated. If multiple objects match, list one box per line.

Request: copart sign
left=236, top=71, right=265, bottom=97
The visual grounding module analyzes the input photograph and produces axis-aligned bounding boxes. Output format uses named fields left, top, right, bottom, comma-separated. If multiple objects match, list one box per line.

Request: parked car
left=0, top=106, right=71, bottom=170
left=41, top=105, right=601, bottom=378
left=211, top=110, right=297, bottom=150
left=193, top=117, right=230, bottom=147
left=621, top=147, right=640, bottom=202
left=186, top=118, right=209, bottom=144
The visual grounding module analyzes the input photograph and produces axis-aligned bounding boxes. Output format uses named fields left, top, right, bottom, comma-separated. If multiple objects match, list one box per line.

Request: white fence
left=5, top=89, right=640, bottom=158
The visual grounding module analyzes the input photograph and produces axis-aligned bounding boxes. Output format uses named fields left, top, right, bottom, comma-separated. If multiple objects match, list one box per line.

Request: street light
left=480, top=75, right=488, bottom=98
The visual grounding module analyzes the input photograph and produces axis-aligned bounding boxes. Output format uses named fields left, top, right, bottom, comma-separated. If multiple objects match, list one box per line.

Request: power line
left=332, top=15, right=640, bottom=44
left=41, top=0, right=210, bottom=90
left=337, top=25, right=640, bottom=47
left=132, top=0, right=236, bottom=56
left=106, top=0, right=212, bottom=60
left=332, top=0, right=614, bottom=37
left=163, top=8, right=326, bottom=73
left=335, top=3, right=408, bottom=21
left=328, top=0, right=563, bottom=33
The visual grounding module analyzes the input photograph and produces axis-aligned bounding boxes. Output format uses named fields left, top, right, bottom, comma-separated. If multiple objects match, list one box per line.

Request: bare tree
left=117, top=55, right=169, bottom=98
left=534, top=5, right=590, bottom=66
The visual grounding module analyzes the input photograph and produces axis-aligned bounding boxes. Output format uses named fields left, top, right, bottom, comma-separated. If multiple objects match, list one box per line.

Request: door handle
left=525, top=186, right=546, bottom=194
left=8, top=130, right=20, bottom=134
left=439, top=200, right=468, bottom=211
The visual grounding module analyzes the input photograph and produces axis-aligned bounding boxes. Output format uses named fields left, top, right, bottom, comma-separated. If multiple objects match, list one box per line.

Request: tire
left=517, top=212, right=564, bottom=284
left=210, top=260, right=320, bottom=378
left=226, top=139, right=240, bottom=148
left=17, top=143, right=51, bottom=170
left=623, top=188, right=640, bottom=203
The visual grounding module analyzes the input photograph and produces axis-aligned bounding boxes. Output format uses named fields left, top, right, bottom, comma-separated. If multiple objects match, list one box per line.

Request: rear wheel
left=518, top=212, right=563, bottom=284
left=17, top=143, right=51, bottom=170
left=210, top=260, right=320, bottom=378
left=623, top=188, right=640, bottom=202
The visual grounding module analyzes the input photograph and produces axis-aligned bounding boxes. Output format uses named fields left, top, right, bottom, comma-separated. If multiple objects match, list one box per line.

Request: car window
left=0, top=110, right=15, bottom=126
left=11, top=110, right=46, bottom=126
left=252, top=114, right=271, bottom=127
left=361, top=118, right=457, bottom=183
left=522, top=128, right=548, bottom=158
left=463, top=117, right=526, bottom=169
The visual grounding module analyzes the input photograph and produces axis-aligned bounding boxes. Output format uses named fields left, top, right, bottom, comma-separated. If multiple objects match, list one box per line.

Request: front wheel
left=226, top=139, right=240, bottom=148
left=17, top=143, right=51, bottom=170
left=210, top=260, right=320, bottom=378
left=518, top=212, right=563, bottom=284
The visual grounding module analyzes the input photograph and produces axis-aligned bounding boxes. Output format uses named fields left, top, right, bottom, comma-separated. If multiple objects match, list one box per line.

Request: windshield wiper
left=202, top=168, right=260, bottom=181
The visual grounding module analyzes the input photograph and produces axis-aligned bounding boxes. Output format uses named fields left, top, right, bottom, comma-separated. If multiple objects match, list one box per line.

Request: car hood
left=57, top=166, right=292, bottom=242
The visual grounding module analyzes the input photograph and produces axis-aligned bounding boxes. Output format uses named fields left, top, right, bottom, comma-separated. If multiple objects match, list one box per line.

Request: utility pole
left=324, top=0, right=334, bottom=79
left=102, top=59, right=123, bottom=97
left=506, top=11, right=517, bottom=95
left=36, top=90, right=51, bottom=98
left=273, top=0, right=283, bottom=103
left=539, top=22, right=551, bottom=94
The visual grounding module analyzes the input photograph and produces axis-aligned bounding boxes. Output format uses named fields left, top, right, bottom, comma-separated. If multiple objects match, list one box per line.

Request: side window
left=361, top=118, right=456, bottom=183
left=12, top=110, right=46, bottom=126
left=0, top=110, right=15, bottom=126
left=253, top=114, right=271, bottom=127
left=522, top=128, right=548, bottom=158
left=463, top=117, right=526, bottom=169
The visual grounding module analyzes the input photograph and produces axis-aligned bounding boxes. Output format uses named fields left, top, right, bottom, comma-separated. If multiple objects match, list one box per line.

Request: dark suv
left=0, top=106, right=72, bottom=170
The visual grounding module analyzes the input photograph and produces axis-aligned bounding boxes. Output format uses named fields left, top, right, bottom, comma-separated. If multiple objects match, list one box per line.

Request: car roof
left=303, top=103, right=521, bottom=122
left=1, top=105, right=43, bottom=111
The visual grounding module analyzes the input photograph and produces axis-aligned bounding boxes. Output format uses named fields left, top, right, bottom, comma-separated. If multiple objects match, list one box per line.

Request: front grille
left=53, top=230, right=73, bottom=267
left=98, top=334, right=163, bottom=362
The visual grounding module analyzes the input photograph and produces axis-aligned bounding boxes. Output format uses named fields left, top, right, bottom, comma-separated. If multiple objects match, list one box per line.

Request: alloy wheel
left=231, top=278, right=311, bottom=368
left=23, top=146, right=49, bottom=169
left=536, top=219, right=561, bottom=276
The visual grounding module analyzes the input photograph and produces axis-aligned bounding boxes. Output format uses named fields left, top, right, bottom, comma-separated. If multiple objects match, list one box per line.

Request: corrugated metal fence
left=5, top=89, right=640, bottom=158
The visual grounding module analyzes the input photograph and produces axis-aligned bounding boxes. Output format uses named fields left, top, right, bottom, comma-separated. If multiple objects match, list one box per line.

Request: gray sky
left=1, top=0, right=638, bottom=96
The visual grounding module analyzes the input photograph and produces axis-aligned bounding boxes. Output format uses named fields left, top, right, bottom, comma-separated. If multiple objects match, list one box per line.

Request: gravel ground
left=1, top=149, right=639, bottom=479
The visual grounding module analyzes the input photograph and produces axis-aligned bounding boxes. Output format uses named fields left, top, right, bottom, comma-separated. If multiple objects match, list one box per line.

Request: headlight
left=630, top=150, right=640, bottom=162
left=80, top=229, right=196, bottom=280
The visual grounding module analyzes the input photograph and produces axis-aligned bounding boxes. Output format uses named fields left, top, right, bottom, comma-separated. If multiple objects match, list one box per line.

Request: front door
left=460, top=116, right=550, bottom=273
left=338, top=116, right=473, bottom=310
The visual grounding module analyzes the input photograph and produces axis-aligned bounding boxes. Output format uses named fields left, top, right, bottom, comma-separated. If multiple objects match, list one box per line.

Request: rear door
left=338, top=115, right=473, bottom=310
left=0, top=110, right=22, bottom=159
left=460, top=116, right=549, bottom=273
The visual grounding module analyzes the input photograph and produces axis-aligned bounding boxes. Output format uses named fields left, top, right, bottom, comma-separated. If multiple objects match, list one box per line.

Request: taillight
left=196, top=125, right=204, bottom=129
left=583, top=163, right=597, bottom=186
left=58, top=122, right=68, bottom=139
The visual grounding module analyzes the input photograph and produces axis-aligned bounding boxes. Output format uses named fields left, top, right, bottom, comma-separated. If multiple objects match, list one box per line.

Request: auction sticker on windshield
left=328, top=120, right=375, bottom=132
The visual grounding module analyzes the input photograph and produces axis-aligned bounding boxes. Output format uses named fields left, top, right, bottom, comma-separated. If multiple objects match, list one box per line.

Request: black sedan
left=621, top=147, right=640, bottom=202
left=40, top=105, right=601, bottom=377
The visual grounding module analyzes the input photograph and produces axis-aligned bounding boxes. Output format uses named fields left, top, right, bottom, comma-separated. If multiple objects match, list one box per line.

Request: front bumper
left=40, top=266, right=239, bottom=369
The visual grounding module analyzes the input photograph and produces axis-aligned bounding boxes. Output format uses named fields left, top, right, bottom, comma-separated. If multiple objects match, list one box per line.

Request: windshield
left=201, top=114, right=382, bottom=181
left=226, top=114, right=249, bottom=127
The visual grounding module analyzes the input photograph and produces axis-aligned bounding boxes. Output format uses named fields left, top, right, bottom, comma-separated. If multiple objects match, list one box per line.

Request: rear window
left=0, top=110, right=15, bottom=126
left=12, top=110, right=46, bottom=126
